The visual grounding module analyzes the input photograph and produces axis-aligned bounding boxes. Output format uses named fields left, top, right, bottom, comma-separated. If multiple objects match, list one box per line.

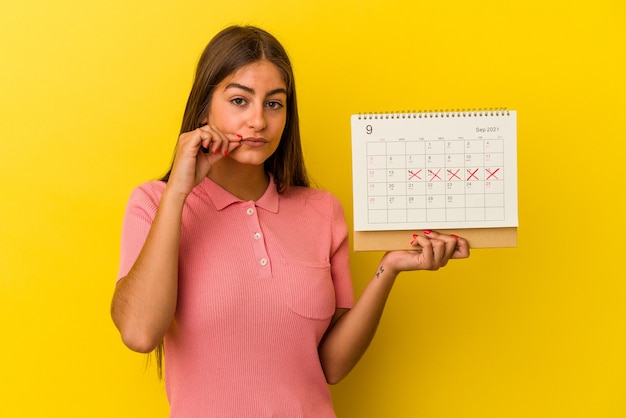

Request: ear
left=200, top=110, right=210, bottom=126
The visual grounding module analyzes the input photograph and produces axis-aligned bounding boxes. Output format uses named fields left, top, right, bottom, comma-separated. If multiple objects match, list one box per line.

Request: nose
left=247, top=103, right=267, bottom=131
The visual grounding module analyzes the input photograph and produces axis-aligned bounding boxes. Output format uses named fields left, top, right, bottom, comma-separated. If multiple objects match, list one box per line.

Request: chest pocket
left=275, top=257, right=336, bottom=320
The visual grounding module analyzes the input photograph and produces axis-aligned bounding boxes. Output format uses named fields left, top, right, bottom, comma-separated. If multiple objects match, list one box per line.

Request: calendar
left=351, top=110, right=518, bottom=232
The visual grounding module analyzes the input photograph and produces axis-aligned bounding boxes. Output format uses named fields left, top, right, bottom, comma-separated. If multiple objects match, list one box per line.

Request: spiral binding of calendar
left=356, top=108, right=510, bottom=120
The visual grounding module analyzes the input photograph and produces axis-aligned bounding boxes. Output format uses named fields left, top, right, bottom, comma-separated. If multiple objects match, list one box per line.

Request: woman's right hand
left=166, top=125, right=242, bottom=198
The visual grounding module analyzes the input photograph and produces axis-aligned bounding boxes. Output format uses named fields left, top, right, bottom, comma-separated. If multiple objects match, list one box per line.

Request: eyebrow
left=225, top=83, right=287, bottom=97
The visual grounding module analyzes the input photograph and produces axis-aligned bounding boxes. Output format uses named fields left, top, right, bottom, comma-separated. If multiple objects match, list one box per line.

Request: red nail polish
left=236, top=134, right=243, bottom=139
left=412, top=234, right=418, bottom=238
left=423, top=230, right=432, bottom=235
left=214, top=148, right=219, bottom=155
left=223, top=150, right=228, bottom=156
left=451, top=234, right=459, bottom=239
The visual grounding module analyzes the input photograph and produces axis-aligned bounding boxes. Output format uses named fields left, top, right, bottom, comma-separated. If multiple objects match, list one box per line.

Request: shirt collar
left=200, top=174, right=280, bottom=213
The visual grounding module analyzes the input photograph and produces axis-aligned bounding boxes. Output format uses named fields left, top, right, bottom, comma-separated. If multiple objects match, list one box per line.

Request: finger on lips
left=200, top=133, right=243, bottom=155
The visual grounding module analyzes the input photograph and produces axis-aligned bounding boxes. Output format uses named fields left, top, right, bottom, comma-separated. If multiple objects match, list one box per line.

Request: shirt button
left=253, top=232, right=261, bottom=240
left=246, top=208, right=254, bottom=215
left=260, top=258, right=268, bottom=266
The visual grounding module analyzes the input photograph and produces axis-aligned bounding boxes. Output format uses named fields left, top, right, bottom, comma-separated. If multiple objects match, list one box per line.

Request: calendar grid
left=366, top=138, right=506, bottom=225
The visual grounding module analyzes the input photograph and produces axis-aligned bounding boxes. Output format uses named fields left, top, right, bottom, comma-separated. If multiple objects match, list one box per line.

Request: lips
left=240, top=137, right=268, bottom=147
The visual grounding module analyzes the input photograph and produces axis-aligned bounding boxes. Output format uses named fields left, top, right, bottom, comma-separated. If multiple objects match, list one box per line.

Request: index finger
left=198, top=126, right=242, bottom=154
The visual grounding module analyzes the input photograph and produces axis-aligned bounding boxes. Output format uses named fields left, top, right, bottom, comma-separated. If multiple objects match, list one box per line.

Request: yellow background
left=1, top=0, right=625, bottom=417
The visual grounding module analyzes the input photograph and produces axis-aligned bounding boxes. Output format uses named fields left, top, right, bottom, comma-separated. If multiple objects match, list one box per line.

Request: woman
left=111, top=25, right=469, bottom=417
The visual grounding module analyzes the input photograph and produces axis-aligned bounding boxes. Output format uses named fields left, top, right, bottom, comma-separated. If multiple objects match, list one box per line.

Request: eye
left=231, top=97, right=247, bottom=107
left=266, top=100, right=284, bottom=110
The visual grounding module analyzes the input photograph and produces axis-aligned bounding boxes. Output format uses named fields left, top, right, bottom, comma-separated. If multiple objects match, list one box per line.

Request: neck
left=207, top=159, right=270, bottom=201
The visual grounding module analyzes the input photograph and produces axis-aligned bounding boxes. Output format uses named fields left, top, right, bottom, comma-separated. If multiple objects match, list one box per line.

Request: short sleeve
left=328, top=194, right=355, bottom=309
left=117, top=182, right=164, bottom=281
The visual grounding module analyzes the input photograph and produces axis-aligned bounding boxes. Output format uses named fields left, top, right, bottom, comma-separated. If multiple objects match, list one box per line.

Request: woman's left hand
left=382, top=230, right=470, bottom=275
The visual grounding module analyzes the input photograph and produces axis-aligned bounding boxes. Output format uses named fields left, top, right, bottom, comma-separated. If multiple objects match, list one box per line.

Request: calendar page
left=351, top=110, right=518, bottom=232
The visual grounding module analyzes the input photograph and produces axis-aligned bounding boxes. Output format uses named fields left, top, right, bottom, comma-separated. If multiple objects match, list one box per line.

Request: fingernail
left=412, top=234, right=418, bottom=238
left=214, top=148, right=219, bottom=155
left=451, top=234, right=460, bottom=239
left=236, top=134, right=243, bottom=139
left=423, top=230, right=432, bottom=235
left=223, top=150, right=228, bottom=156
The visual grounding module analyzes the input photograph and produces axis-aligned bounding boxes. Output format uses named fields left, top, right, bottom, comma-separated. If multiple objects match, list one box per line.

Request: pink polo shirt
left=118, top=176, right=355, bottom=417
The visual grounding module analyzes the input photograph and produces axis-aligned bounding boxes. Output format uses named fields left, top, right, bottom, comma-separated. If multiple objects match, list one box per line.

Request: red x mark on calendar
left=466, top=168, right=479, bottom=181
left=486, top=168, right=501, bottom=180
left=408, top=169, right=422, bottom=180
left=428, top=169, right=441, bottom=181
left=447, top=169, right=461, bottom=181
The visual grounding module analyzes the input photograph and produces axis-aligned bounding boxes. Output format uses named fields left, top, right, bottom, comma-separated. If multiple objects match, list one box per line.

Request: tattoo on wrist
left=375, top=265, right=385, bottom=279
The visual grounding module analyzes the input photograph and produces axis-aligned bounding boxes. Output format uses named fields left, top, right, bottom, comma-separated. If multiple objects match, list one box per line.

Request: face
left=207, top=60, right=288, bottom=166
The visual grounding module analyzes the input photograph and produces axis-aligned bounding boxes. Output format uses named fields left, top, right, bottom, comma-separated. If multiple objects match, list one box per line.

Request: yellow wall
left=1, top=0, right=625, bottom=416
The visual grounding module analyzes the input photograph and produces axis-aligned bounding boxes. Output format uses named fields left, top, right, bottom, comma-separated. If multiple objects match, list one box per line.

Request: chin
left=227, top=154, right=270, bottom=167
